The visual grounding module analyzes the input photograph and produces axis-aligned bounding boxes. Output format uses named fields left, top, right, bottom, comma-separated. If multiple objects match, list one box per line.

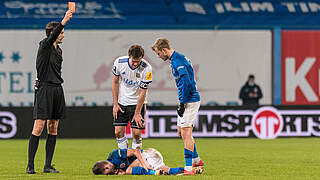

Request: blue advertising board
left=0, top=0, right=320, bottom=29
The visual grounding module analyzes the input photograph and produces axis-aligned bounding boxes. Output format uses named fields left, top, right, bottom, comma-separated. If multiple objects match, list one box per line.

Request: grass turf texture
left=0, top=138, right=319, bottom=180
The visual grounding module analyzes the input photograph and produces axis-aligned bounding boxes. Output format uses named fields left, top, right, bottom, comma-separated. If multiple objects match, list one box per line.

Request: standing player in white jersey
left=111, top=45, right=152, bottom=149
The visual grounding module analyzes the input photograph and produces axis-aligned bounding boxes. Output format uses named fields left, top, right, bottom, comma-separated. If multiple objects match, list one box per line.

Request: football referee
left=26, top=10, right=73, bottom=174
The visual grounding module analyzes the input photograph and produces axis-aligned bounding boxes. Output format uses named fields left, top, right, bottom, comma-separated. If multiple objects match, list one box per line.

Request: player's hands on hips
left=113, top=103, right=124, bottom=120
left=132, top=113, right=144, bottom=128
left=177, top=103, right=185, bottom=117
left=61, top=10, right=73, bottom=26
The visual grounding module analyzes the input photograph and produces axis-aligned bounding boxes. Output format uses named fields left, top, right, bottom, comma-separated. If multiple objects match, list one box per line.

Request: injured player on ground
left=92, top=148, right=204, bottom=176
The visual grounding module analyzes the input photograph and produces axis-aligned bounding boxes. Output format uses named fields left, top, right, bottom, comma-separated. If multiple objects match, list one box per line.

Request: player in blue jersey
left=92, top=148, right=196, bottom=175
left=152, top=38, right=204, bottom=175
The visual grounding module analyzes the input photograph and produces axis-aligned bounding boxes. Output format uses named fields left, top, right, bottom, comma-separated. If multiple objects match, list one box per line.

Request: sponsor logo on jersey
left=123, top=78, right=140, bottom=88
left=146, top=72, right=152, bottom=80
left=136, top=73, right=140, bottom=78
left=120, top=163, right=126, bottom=168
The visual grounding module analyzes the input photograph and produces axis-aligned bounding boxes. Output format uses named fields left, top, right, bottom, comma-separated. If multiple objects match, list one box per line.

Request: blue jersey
left=107, top=149, right=140, bottom=170
left=170, top=51, right=200, bottom=104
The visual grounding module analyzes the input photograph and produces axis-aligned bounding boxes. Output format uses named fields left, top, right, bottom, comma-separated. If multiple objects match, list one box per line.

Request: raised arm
left=61, top=10, right=73, bottom=26
left=44, top=10, right=73, bottom=47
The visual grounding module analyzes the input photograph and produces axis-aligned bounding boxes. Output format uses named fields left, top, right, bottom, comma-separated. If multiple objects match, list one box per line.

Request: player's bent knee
left=32, top=128, right=43, bottom=136
left=48, top=130, right=58, bottom=135
left=47, top=127, right=58, bottom=135
left=180, top=131, right=192, bottom=140
left=32, top=121, right=45, bottom=136
left=132, top=134, right=141, bottom=141
left=114, top=129, right=125, bottom=138
left=47, top=121, right=58, bottom=135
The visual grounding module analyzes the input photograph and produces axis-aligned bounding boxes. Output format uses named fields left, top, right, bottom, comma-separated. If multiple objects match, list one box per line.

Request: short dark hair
left=128, top=45, right=144, bottom=59
left=45, top=21, right=59, bottom=37
left=248, top=74, right=255, bottom=79
left=92, top=161, right=108, bottom=175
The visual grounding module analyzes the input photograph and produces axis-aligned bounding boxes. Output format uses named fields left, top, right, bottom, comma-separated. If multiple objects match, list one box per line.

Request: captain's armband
left=140, top=81, right=150, bottom=89
left=112, top=65, right=119, bottom=76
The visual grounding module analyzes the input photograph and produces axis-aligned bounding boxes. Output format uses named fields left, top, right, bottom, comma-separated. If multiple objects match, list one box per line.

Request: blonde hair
left=152, top=38, right=171, bottom=51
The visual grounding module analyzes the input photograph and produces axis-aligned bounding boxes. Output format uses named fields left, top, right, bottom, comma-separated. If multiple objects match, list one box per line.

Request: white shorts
left=141, top=148, right=165, bottom=170
left=177, top=101, right=201, bottom=128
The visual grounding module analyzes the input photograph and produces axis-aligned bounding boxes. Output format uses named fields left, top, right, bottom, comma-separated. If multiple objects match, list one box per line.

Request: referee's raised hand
left=61, top=10, right=73, bottom=26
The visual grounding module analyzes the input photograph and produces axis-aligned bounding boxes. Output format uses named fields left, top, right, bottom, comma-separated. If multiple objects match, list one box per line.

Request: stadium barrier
left=1, top=106, right=320, bottom=139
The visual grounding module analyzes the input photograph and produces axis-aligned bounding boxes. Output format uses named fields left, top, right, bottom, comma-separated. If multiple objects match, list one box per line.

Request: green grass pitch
left=1, top=138, right=320, bottom=179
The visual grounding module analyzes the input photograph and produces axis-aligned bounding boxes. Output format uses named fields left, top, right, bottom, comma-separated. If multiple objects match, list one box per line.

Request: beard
left=162, top=55, right=169, bottom=61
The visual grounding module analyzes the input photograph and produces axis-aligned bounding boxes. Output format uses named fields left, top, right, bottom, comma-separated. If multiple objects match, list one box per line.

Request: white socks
left=185, top=166, right=193, bottom=171
left=117, top=137, right=128, bottom=149
left=193, top=157, right=201, bottom=164
left=117, top=137, right=142, bottom=149
left=132, top=138, right=142, bottom=149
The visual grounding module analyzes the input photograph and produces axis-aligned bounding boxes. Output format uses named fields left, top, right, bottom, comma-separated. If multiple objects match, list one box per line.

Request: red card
left=69, top=2, right=75, bottom=13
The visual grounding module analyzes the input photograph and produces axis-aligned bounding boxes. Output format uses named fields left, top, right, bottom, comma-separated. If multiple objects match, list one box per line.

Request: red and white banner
left=282, top=31, right=320, bottom=105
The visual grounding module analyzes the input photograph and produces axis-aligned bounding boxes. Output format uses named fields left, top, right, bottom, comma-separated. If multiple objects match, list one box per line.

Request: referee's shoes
left=43, top=165, right=60, bottom=173
left=26, top=166, right=36, bottom=174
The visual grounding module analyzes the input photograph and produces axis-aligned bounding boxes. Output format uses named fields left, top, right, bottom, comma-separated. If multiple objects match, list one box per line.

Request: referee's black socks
left=45, top=134, right=57, bottom=168
left=28, top=134, right=40, bottom=168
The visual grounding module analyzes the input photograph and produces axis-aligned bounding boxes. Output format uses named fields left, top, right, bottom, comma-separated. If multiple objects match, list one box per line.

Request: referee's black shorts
left=33, top=83, right=66, bottom=120
left=113, top=104, right=146, bottom=129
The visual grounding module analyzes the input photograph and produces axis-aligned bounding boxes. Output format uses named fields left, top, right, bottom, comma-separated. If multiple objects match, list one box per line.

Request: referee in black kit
left=26, top=10, right=73, bottom=174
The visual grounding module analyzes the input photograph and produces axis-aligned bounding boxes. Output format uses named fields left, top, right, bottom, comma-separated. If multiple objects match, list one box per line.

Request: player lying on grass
left=92, top=148, right=203, bottom=175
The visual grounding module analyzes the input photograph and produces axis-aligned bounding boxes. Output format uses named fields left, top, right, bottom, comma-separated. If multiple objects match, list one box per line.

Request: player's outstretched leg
left=168, top=167, right=184, bottom=175
left=131, top=167, right=163, bottom=175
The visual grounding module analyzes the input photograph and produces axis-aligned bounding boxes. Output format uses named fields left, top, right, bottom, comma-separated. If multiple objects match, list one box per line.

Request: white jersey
left=142, top=148, right=165, bottom=170
left=112, top=56, right=152, bottom=106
